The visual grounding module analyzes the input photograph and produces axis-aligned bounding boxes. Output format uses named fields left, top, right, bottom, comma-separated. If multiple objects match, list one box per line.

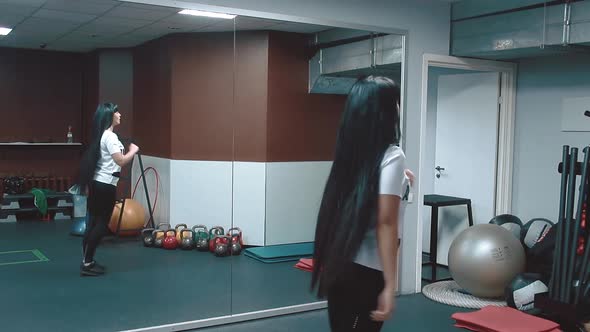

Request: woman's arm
left=371, top=194, right=400, bottom=321
left=112, top=143, right=139, bottom=167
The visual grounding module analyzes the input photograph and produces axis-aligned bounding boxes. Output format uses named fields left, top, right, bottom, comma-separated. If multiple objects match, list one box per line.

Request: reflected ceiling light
left=0, top=27, right=12, bottom=36
left=178, top=9, right=236, bottom=19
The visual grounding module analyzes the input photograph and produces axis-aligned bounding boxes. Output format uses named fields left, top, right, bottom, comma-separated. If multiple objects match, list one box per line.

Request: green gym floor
left=0, top=220, right=468, bottom=332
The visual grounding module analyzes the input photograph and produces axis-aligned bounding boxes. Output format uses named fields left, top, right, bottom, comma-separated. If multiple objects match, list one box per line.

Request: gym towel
left=452, top=306, right=560, bottom=332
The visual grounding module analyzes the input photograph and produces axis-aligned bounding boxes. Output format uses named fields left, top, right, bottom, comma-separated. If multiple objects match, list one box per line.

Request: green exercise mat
left=244, top=251, right=310, bottom=263
left=244, top=242, right=314, bottom=260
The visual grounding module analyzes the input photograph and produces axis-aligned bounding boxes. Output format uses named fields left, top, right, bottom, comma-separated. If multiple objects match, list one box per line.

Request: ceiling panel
left=33, top=9, right=97, bottom=24
left=120, top=2, right=179, bottom=13
left=105, top=5, right=175, bottom=21
left=0, top=15, right=26, bottom=28
left=16, top=17, right=80, bottom=35
left=0, top=1, right=341, bottom=53
left=0, top=3, right=40, bottom=16
left=42, top=0, right=119, bottom=15
left=0, top=0, right=45, bottom=6
left=77, top=16, right=153, bottom=36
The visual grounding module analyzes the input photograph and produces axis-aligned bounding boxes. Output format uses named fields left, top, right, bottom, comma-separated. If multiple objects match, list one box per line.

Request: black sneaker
left=80, top=261, right=105, bottom=276
left=93, top=261, right=107, bottom=273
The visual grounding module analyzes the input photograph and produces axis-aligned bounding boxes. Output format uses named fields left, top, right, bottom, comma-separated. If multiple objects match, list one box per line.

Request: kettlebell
left=214, top=235, right=231, bottom=257
left=175, top=224, right=188, bottom=243
left=142, top=228, right=155, bottom=247
left=163, top=230, right=178, bottom=250
left=192, top=225, right=209, bottom=251
left=180, top=229, right=194, bottom=250
left=153, top=229, right=166, bottom=248
left=227, top=227, right=243, bottom=255
left=208, top=226, right=224, bottom=252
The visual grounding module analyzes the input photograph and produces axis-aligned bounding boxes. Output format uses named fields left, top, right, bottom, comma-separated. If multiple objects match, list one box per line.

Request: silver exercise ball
left=448, top=224, right=526, bottom=298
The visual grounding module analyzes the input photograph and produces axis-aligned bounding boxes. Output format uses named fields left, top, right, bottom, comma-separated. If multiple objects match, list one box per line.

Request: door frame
left=415, top=54, right=517, bottom=292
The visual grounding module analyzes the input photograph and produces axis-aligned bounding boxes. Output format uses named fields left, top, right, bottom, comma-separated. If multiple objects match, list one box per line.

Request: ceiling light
left=0, top=27, right=12, bottom=36
left=178, top=9, right=236, bottom=19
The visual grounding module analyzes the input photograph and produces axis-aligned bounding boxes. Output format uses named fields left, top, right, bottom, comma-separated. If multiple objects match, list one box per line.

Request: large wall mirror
left=0, top=1, right=404, bottom=331
left=231, top=15, right=405, bottom=316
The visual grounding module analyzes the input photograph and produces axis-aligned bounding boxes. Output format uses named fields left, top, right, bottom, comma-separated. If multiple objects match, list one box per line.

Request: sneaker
left=80, top=261, right=105, bottom=276
left=93, top=261, right=106, bottom=274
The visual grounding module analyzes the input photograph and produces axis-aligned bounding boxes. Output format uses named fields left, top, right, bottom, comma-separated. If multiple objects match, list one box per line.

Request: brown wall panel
left=82, top=52, right=99, bottom=146
left=266, top=31, right=346, bottom=162
left=133, top=38, right=172, bottom=159
left=234, top=31, right=269, bottom=162
left=0, top=47, right=87, bottom=180
left=169, top=33, right=234, bottom=161
left=0, top=48, right=83, bottom=144
left=99, top=49, right=134, bottom=143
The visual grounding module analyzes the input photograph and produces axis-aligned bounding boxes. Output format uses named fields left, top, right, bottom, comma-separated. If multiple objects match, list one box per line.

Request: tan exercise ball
left=108, top=199, right=146, bottom=236
left=448, top=224, right=526, bottom=298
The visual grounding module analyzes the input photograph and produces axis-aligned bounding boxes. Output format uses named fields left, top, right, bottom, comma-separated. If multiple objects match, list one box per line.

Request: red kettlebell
left=163, top=230, right=178, bottom=250
left=208, top=226, right=224, bottom=252
left=227, top=227, right=244, bottom=255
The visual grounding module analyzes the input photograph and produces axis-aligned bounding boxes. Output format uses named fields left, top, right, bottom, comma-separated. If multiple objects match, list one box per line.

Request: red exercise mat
left=294, top=258, right=314, bottom=272
left=452, top=306, right=560, bottom=332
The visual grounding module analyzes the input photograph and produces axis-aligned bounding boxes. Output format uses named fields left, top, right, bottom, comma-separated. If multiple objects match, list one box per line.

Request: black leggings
left=82, top=180, right=116, bottom=263
left=327, top=263, right=385, bottom=332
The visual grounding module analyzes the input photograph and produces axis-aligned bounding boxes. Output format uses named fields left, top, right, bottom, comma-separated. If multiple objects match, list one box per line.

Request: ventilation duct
left=451, top=1, right=590, bottom=60
left=308, top=32, right=403, bottom=95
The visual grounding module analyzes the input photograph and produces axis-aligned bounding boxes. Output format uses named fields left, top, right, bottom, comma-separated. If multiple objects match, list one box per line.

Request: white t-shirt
left=93, top=130, right=124, bottom=186
left=354, top=144, right=410, bottom=271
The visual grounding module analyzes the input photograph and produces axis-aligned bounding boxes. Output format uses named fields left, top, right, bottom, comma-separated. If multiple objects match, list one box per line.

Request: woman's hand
left=404, top=169, right=415, bottom=187
left=129, top=143, right=140, bottom=154
left=370, top=287, right=396, bottom=322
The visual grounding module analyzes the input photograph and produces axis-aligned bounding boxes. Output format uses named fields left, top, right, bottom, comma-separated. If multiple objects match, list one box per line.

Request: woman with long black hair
left=77, top=103, right=139, bottom=276
left=311, top=76, right=411, bottom=331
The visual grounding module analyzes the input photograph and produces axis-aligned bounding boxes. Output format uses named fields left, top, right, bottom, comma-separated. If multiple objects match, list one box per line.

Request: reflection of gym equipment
left=110, top=152, right=156, bottom=238
left=448, top=223, right=526, bottom=298
left=422, top=194, right=474, bottom=282
left=533, top=144, right=590, bottom=330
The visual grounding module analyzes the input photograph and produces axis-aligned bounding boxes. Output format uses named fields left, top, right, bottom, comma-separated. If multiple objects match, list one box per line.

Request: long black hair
left=77, top=103, right=118, bottom=190
left=311, top=76, right=401, bottom=297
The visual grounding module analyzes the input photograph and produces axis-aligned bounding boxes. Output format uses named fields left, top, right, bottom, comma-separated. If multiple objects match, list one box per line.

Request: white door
left=427, top=70, right=500, bottom=265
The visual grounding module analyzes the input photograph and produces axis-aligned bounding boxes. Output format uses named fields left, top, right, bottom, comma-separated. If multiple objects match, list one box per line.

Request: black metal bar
left=115, top=198, right=126, bottom=237
left=137, top=153, right=155, bottom=229
left=563, top=148, right=578, bottom=303
left=551, top=146, right=569, bottom=299
left=577, top=155, right=590, bottom=302
left=430, top=206, right=439, bottom=282
left=571, top=147, right=589, bottom=304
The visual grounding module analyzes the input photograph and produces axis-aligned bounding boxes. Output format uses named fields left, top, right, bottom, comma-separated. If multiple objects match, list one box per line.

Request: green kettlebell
left=192, top=225, right=209, bottom=251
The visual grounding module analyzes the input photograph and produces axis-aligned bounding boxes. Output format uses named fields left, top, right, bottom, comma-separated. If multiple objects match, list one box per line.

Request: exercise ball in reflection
left=448, top=224, right=526, bottom=298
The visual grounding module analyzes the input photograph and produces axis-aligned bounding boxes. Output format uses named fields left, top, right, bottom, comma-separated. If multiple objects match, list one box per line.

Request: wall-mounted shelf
left=0, top=143, right=82, bottom=146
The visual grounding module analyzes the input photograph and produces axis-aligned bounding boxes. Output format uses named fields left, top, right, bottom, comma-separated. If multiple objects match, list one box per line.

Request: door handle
left=435, top=166, right=445, bottom=178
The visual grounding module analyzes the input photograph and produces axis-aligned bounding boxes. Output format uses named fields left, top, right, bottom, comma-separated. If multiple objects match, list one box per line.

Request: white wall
left=265, top=162, right=332, bottom=245
left=512, top=54, right=590, bottom=223
left=126, top=0, right=451, bottom=293
left=170, top=160, right=233, bottom=232
left=233, top=162, right=266, bottom=246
